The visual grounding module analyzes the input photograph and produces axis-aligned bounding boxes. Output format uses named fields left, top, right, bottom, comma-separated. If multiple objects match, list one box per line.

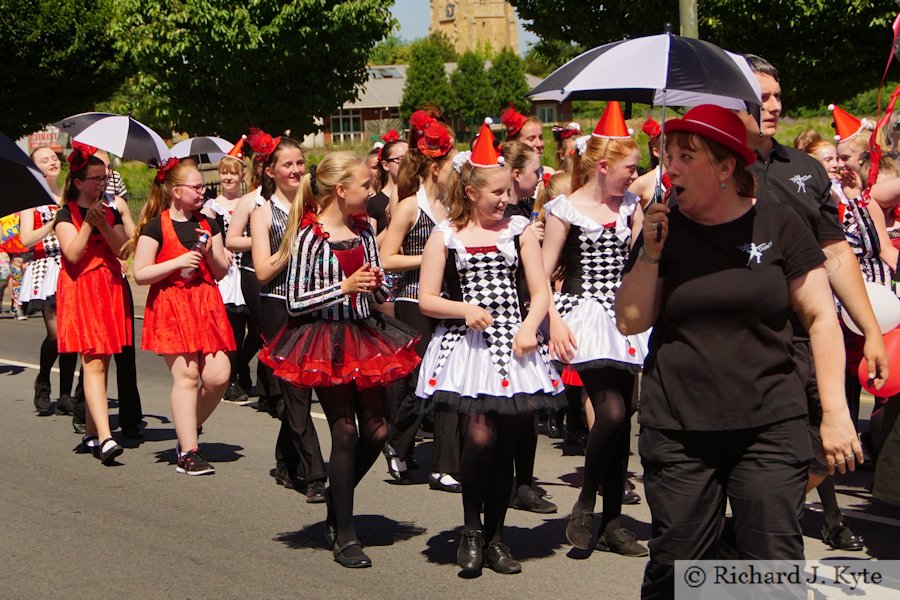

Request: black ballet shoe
left=457, top=530, right=484, bottom=571
left=484, top=542, right=521, bottom=574
left=429, top=473, right=462, bottom=493
left=822, top=521, right=864, bottom=551
left=98, top=437, right=123, bottom=465
left=76, top=435, right=99, bottom=457
left=383, top=444, right=413, bottom=484
left=333, top=541, right=371, bottom=568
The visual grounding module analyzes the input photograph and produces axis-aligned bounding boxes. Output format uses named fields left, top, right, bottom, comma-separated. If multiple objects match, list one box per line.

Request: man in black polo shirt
left=736, top=54, right=886, bottom=552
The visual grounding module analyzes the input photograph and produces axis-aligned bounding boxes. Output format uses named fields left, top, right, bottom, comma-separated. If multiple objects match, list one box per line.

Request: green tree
left=370, top=33, right=413, bottom=65
left=509, top=0, right=900, bottom=110
left=0, top=0, right=126, bottom=138
left=489, top=48, right=531, bottom=114
left=449, top=52, right=495, bottom=131
left=418, top=32, right=457, bottom=63
left=112, top=0, right=395, bottom=139
left=400, top=36, right=454, bottom=120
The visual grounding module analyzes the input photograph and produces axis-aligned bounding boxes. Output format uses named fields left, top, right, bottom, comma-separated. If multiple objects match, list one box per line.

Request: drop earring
left=719, top=181, right=727, bottom=190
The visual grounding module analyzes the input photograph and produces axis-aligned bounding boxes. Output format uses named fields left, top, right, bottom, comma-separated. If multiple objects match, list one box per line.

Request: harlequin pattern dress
left=20, top=204, right=62, bottom=314
left=416, top=216, right=564, bottom=414
left=203, top=197, right=246, bottom=311
left=545, top=193, right=649, bottom=373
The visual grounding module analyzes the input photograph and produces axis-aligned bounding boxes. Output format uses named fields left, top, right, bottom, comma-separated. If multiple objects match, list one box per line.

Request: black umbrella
left=0, top=132, right=55, bottom=218
left=528, top=33, right=761, bottom=110
left=54, top=113, right=171, bottom=165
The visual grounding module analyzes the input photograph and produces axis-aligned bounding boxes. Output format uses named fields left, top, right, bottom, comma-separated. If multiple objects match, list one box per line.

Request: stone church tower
left=429, top=0, right=518, bottom=55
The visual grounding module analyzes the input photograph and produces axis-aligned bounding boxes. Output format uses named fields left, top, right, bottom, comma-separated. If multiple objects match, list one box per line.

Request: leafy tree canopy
left=489, top=48, right=531, bottom=114
left=510, top=0, right=900, bottom=110
left=0, top=0, right=126, bottom=138
left=112, top=0, right=395, bottom=139
left=400, top=35, right=454, bottom=120
left=449, top=52, right=495, bottom=130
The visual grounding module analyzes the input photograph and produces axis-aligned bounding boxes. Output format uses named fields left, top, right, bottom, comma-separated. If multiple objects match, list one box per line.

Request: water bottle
left=181, top=232, right=210, bottom=279
left=530, top=211, right=540, bottom=225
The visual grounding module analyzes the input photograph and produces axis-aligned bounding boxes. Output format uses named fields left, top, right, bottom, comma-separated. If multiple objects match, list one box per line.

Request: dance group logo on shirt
left=790, top=174, right=813, bottom=193
left=738, top=242, right=773, bottom=266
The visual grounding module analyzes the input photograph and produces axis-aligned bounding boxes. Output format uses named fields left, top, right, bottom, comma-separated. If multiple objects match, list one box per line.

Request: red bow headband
left=642, top=117, right=662, bottom=139
left=409, top=111, right=435, bottom=143
left=381, top=130, right=400, bottom=144
left=153, top=157, right=180, bottom=183
left=248, top=128, right=281, bottom=162
left=501, top=106, right=527, bottom=138
left=552, top=123, right=581, bottom=141
left=67, top=141, right=97, bottom=172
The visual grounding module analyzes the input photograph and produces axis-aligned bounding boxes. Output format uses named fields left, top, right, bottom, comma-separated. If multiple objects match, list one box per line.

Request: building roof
left=342, top=63, right=544, bottom=110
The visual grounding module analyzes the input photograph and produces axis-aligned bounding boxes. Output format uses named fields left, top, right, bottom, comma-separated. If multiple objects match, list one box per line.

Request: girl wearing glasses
left=53, top=143, right=131, bottom=465
left=129, top=159, right=234, bottom=476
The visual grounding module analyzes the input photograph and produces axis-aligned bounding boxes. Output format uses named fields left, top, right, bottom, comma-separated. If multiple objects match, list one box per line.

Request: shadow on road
left=0, top=365, right=26, bottom=376
left=275, top=515, right=427, bottom=551
left=152, top=442, right=245, bottom=465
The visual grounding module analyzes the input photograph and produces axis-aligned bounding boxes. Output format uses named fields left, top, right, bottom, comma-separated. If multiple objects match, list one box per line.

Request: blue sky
left=390, top=0, right=538, bottom=55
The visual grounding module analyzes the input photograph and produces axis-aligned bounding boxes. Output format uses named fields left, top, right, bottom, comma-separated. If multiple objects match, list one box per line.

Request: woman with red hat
left=380, top=112, right=461, bottom=489
left=54, top=144, right=131, bottom=465
left=130, top=159, right=235, bottom=475
left=417, top=120, right=563, bottom=574
left=202, top=139, right=252, bottom=402
left=616, top=104, right=861, bottom=598
left=542, top=101, right=649, bottom=558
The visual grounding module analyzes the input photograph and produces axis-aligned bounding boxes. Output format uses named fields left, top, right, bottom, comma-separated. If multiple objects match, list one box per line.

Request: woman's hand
left=370, top=265, right=385, bottom=290
left=195, top=228, right=212, bottom=254
left=642, top=202, right=670, bottom=259
left=513, top=325, right=538, bottom=357
left=85, top=200, right=108, bottom=230
left=341, top=263, right=378, bottom=294
left=224, top=248, right=234, bottom=267
left=175, top=251, right=203, bottom=272
left=464, top=304, right=494, bottom=331
left=549, top=316, right=577, bottom=363
left=820, top=412, right=864, bottom=475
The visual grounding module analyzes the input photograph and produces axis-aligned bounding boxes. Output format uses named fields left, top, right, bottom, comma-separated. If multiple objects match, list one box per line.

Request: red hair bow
left=642, top=117, right=662, bottom=138
left=409, top=111, right=434, bottom=140
left=542, top=172, right=553, bottom=186
left=67, top=140, right=97, bottom=172
left=154, top=157, right=180, bottom=183
left=381, top=130, right=400, bottom=144
left=300, top=210, right=329, bottom=240
left=501, top=106, right=527, bottom=138
left=248, top=127, right=281, bottom=162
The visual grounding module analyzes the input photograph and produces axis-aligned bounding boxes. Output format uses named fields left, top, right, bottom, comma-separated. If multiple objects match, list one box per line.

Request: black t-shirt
left=54, top=203, right=124, bottom=231
left=141, top=214, right=220, bottom=250
left=634, top=199, right=825, bottom=431
left=368, top=191, right=389, bottom=234
left=748, top=139, right=844, bottom=243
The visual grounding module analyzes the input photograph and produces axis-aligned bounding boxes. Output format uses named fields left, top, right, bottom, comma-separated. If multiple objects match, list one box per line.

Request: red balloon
left=858, top=328, right=900, bottom=397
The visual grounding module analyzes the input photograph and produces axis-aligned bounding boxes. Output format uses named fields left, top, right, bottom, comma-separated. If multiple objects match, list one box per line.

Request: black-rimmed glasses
left=176, top=184, right=207, bottom=194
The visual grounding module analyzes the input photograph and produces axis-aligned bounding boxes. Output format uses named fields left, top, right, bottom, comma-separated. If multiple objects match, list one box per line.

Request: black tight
left=225, top=310, right=251, bottom=387
left=37, top=307, right=77, bottom=396
left=460, top=412, right=526, bottom=544
left=514, top=412, right=538, bottom=489
left=576, top=368, right=635, bottom=532
left=317, top=384, right=389, bottom=546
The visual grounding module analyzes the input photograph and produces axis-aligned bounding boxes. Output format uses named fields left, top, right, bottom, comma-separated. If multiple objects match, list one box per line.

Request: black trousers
left=235, top=268, right=263, bottom=389
left=244, top=270, right=279, bottom=399
left=261, top=296, right=326, bottom=482
left=639, top=418, right=812, bottom=600
left=73, top=281, right=142, bottom=427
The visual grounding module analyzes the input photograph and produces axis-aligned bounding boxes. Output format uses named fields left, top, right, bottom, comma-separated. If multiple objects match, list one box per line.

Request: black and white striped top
left=287, top=225, right=387, bottom=320
left=261, top=198, right=290, bottom=299
left=395, top=187, right=438, bottom=303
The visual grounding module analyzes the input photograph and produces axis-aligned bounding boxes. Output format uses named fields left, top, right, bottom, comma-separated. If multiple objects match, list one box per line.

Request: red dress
left=142, top=211, right=236, bottom=355
left=57, top=203, right=132, bottom=356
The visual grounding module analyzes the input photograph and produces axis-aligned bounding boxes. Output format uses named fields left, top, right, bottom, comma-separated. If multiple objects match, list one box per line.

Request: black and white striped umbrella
left=0, top=132, right=55, bottom=217
left=170, top=136, right=234, bottom=163
left=54, top=113, right=170, bottom=165
left=528, top=33, right=761, bottom=110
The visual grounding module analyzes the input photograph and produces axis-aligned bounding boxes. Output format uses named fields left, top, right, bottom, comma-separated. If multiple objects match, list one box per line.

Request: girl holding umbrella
left=616, top=104, right=860, bottom=598
left=54, top=144, right=131, bottom=465
left=19, top=147, right=78, bottom=417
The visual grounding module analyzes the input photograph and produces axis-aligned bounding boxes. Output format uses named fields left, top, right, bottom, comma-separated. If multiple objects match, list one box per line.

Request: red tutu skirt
left=143, top=280, right=236, bottom=355
left=57, top=266, right=131, bottom=356
left=259, top=315, right=421, bottom=389
left=561, top=365, right=583, bottom=387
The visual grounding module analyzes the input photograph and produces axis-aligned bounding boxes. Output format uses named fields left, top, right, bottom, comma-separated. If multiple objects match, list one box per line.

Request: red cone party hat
left=829, top=104, right=872, bottom=143
left=227, top=135, right=246, bottom=159
left=592, top=101, right=633, bottom=139
left=469, top=119, right=504, bottom=168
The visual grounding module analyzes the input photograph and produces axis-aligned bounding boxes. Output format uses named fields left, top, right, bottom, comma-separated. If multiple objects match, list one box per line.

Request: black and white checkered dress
left=417, top=216, right=563, bottom=414
left=545, top=194, right=648, bottom=373
left=203, top=197, right=246, bottom=310
left=20, top=204, right=62, bottom=314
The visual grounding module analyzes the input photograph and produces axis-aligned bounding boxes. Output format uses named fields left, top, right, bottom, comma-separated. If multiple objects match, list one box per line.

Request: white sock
left=100, top=438, right=118, bottom=454
left=437, top=473, right=460, bottom=486
left=389, top=457, right=407, bottom=473
left=83, top=437, right=99, bottom=448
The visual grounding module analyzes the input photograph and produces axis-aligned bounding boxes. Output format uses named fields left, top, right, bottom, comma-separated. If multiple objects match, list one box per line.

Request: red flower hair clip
left=642, top=117, right=662, bottom=139
left=409, top=110, right=435, bottom=142
left=381, top=130, right=400, bottom=144
left=542, top=171, right=553, bottom=186
left=153, top=157, right=180, bottom=183
left=248, top=127, right=281, bottom=162
left=67, top=140, right=97, bottom=172
left=300, top=210, right=329, bottom=240
left=501, top=106, right=527, bottom=138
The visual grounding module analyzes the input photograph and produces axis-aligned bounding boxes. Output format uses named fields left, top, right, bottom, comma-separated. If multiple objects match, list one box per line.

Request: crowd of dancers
left=9, top=51, right=900, bottom=597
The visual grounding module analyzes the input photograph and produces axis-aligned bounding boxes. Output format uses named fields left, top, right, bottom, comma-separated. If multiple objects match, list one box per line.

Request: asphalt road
left=1, top=308, right=898, bottom=599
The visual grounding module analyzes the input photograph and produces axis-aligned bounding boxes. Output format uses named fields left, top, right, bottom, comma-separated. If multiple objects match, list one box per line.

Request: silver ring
left=845, top=453, right=855, bottom=460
